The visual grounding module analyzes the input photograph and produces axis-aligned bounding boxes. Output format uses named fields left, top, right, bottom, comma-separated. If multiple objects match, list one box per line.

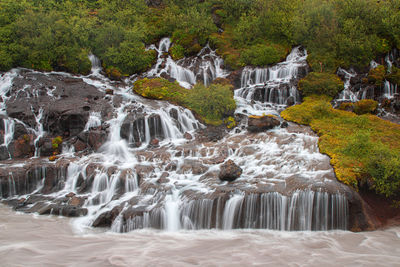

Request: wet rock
left=157, top=172, right=170, bottom=184
left=169, top=108, right=178, bottom=120
left=37, top=137, right=55, bottom=157
left=73, top=139, right=87, bottom=152
left=38, top=204, right=88, bottom=217
left=219, top=160, right=242, bottom=182
left=178, top=159, right=208, bottom=175
left=92, top=206, right=122, bottom=227
left=69, top=196, right=86, bottom=207
left=65, top=192, right=75, bottom=198
left=247, top=115, right=280, bottom=133
left=184, top=132, right=193, bottom=140
left=149, top=138, right=159, bottom=148
left=0, top=146, right=10, bottom=160
left=88, top=130, right=107, bottom=151
left=286, top=96, right=296, bottom=106
left=9, top=138, right=34, bottom=158
left=280, top=121, right=289, bottom=128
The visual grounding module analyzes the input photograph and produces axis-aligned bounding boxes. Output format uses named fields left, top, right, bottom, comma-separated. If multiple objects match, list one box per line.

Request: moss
left=354, top=99, right=378, bottom=115
left=281, top=96, right=400, bottom=197
left=105, top=66, right=122, bottom=80
left=368, top=65, right=386, bottom=85
left=338, top=102, right=354, bottom=112
left=298, top=72, right=344, bottom=98
left=133, top=78, right=236, bottom=125
left=224, top=116, right=237, bottom=129
left=52, top=136, right=63, bottom=150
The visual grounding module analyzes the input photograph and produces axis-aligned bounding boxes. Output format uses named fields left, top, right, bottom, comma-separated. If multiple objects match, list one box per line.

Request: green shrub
left=298, top=72, right=344, bottom=98
left=386, top=66, right=400, bottom=85
left=133, top=78, right=236, bottom=125
left=52, top=136, right=63, bottom=150
left=239, top=43, right=286, bottom=67
left=170, top=44, right=185, bottom=60
left=354, top=99, right=378, bottom=115
left=368, top=65, right=386, bottom=85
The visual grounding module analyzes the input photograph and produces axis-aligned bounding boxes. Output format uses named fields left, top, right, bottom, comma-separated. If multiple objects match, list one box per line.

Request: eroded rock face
left=219, top=160, right=242, bottom=182
left=247, top=115, right=280, bottom=132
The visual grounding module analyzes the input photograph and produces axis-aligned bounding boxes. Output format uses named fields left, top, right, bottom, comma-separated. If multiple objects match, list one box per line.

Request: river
left=1, top=205, right=399, bottom=267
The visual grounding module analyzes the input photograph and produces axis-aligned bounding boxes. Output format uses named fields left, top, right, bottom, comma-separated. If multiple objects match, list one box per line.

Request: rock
left=247, top=115, right=280, bottom=132
left=105, top=89, right=114, bottom=95
left=145, top=0, right=162, bottom=7
left=88, top=130, right=107, bottom=151
left=286, top=96, right=296, bottom=106
left=73, top=139, right=87, bottom=152
left=65, top=192, right=75, bottom=198
left=157, top=172, right=170, bottom=184
left=184, top=132, right=193, bottom=140
left=219, top=160, right=242, bottom=182
left=92, top=206, right=122, bottom=227
left=280, top=121, right=289, bottom=128
left=149, top=138, right=159, bottom=148
left=69, top=196, right=86, bottom=207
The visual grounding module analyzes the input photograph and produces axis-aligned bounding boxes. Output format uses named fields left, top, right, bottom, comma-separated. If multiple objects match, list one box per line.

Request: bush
left=298, top=72, right=344, bottom=98
left=185, top=83, right=236, bottom=125
left=368, top=65, right=386, bottom=85
left=239, top=43, right=286, bottom=67
left=354, top=99, right=378, bottom=115
left=170, top=44, right=185, bottom=60
left=133, top=78, right=236, bottom=125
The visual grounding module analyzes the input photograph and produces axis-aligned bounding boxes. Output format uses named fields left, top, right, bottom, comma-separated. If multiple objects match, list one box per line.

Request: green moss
left=133, top=78, right=236, bottom=125
left=52, top=136, right=63, bottom=150
left=224, top=116, right=237, bottom=129
left=354, top=99, right=378, bottom=115
left=281, top=96, right=400, bottom=197
left=298, top=72, right=344, bottom=98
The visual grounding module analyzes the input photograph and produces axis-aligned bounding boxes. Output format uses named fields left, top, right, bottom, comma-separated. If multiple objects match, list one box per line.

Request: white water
left=145, top=38, right=228, bottom=88
left=1, top=205, right=400, bottom=267
left=235, top=46, right=307, bottom=115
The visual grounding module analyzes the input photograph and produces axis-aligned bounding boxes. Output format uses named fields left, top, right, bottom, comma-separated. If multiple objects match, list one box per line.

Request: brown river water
left=1, top=204, right=400, bottom=267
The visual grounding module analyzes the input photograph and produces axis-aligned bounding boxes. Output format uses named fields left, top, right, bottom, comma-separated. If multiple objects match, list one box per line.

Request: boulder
left=247, top=115, right=280, bottom=132
left=219, top=160, right=242, bottom=182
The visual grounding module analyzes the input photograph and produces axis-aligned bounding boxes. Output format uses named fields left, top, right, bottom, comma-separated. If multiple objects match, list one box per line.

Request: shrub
left=386, top=66, right=400, bottom=85
left=133, top=78, right=236, bottom=125
left=239, top=43, right=287, bottom=67
left=368, top=65, right=386, bottom=85
left=354, top=99, right=378, bottom=115
left=170, top=44, right=185, bottom=60
left=298, top=72, right=344, bottom=98
left=52, top=136, right=63, bottom=150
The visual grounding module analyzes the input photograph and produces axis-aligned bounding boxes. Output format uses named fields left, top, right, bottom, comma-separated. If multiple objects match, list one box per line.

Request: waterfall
left=88, top=54, right=102, bottom=76
left=384, top=80, right=398, bottom=99
left=84, top=112, right=102, bottom=131
left=336, top=68, right=358, bottom=102
left=145, top=38, right=229, bottom=88
left=236, top=46, right=307, bottom=113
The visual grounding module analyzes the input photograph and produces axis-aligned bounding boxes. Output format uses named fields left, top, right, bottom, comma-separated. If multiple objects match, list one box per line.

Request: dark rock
left=145, top=0, right=162, bottom=7
left=280, top=121, right=289, bottom=128
left=247, top=115, right=280, bottom=132
left=157, top=172, right=170, bottom=184
left=178, top=159, right=209, bottom=175
left=184, top=132, right=193, bottom=140
left=286, top=96, right=295, bottom=106
left=92, top=206, right=122, bottom=227
left=149, top=138, right=159, bottom=148
left=73, top=139, right=87, bottom=152
left=169, top=108, right=178, bottom=120
left=0, top=145, right=10, bottom=160
left=88, top=130, right=107, bottom=151
left=219, top=160, right=242, bottom=182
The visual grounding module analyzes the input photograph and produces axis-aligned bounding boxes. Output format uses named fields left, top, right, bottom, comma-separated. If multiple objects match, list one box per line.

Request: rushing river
left=1, top=205, right=400, bottom=267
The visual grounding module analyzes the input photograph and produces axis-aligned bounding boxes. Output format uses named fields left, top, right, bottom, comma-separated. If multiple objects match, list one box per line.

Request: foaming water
left=1, top=205, right=400, bottom=267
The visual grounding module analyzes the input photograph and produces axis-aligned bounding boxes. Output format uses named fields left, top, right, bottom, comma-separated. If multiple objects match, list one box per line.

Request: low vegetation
left=133, top=78, right=236, bottom=125
left=281, top=96, right=400, bottom=197
left=298, top=73, right=344, bottom=98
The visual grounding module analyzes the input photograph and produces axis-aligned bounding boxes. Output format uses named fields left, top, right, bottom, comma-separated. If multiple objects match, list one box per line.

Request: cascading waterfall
left=0, top=40, right=353, bottom=234
left=336, top=68, right=359, bottom=102
left=235, top=46, right=307, bottom=115
left=145, top=38, right=229, bottom=88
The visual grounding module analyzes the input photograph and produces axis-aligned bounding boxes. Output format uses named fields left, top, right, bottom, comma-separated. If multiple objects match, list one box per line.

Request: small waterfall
left=3, top=118, right=15, bottom=149
left=146, top=38, right=229, bottom=88
left=88, top=54, right=102, bottom=76
left=32, top=108, right=45, bottom=157
left=384, top=80, right=398, bottom=99
left=222, top=194, right=245, bottom=230
left=84, top=112, right=102, bottom=131
left=236, top=46, right=307, bottom=112
left=336, top=68, right=358, bottom=102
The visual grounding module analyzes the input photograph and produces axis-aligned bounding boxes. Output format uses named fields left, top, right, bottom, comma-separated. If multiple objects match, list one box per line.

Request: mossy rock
left=298, top=72, right=344, bottom=98
left=239, top=43, right=287, bottom=67
left=354, top=99, right=378, bottom=115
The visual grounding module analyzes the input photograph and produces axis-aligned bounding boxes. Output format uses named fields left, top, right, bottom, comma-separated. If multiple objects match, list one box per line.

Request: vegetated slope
left=1, top=0, right=399, bottom=75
